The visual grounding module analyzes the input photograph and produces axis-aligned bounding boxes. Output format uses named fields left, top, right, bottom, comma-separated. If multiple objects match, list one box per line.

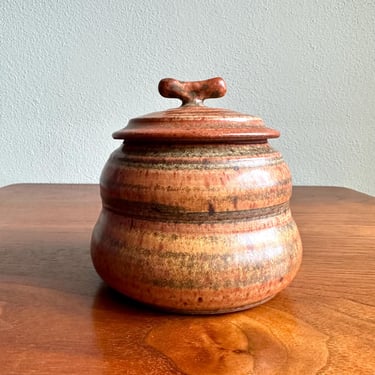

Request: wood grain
left=0, top=184, right=374, bottom=374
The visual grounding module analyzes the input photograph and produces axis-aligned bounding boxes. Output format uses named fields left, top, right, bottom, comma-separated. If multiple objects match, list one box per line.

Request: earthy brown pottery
left=91, top=77, right=303, bottom=314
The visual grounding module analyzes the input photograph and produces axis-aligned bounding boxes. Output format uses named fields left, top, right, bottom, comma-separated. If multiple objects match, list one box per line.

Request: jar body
left=91, top=141, right=302, bottom=314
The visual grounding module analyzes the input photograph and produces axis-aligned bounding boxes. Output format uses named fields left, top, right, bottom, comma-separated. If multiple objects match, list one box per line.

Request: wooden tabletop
left=0, top=184, right=374, bottom=375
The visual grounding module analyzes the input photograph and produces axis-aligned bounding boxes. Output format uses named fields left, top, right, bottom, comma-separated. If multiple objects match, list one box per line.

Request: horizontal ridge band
left=102, top=200, right=290, bottom=223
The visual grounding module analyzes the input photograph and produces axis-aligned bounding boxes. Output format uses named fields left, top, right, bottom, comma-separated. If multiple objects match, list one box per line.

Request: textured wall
left=1, top=1, right=374, bottom=195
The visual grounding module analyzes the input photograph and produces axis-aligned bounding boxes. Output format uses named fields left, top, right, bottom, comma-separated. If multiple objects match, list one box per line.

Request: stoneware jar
left=91, top=77, right=303, bottom=314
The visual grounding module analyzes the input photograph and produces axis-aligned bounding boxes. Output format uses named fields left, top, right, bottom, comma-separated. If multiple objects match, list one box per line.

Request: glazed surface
left=91, top=142, right=302, bottom=313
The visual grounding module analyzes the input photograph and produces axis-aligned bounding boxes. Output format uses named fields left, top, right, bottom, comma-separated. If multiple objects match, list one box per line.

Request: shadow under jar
left=91, top=77, right=303, bottom=314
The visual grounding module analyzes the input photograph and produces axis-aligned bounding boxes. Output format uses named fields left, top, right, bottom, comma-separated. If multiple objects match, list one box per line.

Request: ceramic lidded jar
left=91, top=77, right=302, bottom=314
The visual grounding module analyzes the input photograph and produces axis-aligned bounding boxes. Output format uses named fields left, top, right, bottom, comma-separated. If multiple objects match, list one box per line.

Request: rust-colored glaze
left=91, top=78, right=303, bottom=313
left=158, top=77, right=227, bottom=105
left=112, top=78, right=279, bottom=143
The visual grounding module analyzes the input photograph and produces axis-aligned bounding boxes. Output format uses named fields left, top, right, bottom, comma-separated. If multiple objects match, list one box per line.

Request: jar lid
left=113, top=77, right=279, bottom=142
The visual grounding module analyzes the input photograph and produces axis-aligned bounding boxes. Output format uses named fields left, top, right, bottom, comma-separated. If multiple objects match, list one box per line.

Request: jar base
left=136, top=294, right=277, bottom=315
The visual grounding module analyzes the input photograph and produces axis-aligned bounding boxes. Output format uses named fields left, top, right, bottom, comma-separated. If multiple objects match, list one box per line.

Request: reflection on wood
left=146, top=308, right=327, bottom=375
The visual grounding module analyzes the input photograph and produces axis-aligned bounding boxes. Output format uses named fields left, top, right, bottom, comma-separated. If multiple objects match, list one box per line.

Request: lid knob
left=158, top=77, right=227, bottom=106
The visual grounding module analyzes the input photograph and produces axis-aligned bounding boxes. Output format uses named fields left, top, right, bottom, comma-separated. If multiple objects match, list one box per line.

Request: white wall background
left=1, top=0, right=374, bottom=195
